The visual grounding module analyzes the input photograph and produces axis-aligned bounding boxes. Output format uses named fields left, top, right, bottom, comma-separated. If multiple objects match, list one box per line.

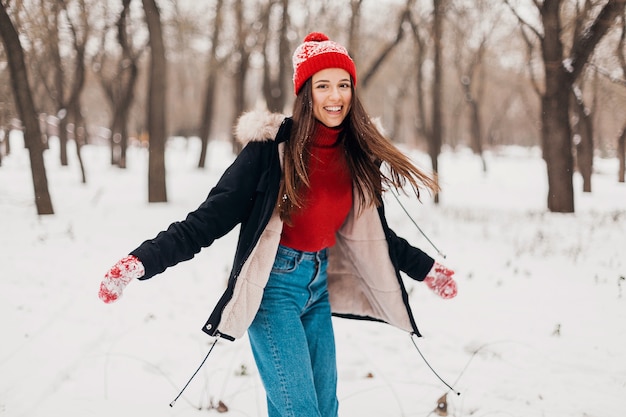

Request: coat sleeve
left=378, top=206, right=435, bottom=281
left=130, top=142, right=268, bottom=279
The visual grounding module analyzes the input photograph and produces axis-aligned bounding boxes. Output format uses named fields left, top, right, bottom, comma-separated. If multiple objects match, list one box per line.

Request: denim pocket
left=271, top=252, right=298, bottom=274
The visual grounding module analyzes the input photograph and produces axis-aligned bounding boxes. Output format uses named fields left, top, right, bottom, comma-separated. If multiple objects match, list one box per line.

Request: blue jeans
left=248, top=245, right=339, bottom=417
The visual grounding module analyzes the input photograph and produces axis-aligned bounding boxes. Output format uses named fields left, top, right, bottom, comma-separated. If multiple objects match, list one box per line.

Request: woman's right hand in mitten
left=98, top=255, right=145, bottom=303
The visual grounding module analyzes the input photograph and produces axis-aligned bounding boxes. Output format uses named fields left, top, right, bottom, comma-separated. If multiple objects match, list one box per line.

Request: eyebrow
left=313, top=78, right=351, bottom=84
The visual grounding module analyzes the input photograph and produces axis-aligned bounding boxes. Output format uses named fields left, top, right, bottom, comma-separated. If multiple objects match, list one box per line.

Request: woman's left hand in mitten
left=424, top=262, right=458, bottom=299
left=98, top=255, right=145, bottom=303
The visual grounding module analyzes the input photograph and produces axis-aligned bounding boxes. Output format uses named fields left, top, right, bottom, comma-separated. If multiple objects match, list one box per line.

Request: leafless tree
left=260, top=0, right=290, bottom=114
left=407, top=3, right=430, bottom=147
left=60, top=0, right=90, bottom=183
left=93, top=0, right=144, bottom=169
left=618, top=126, right=625, bottom=183
left=617, top=10, right=626, bottom=183
left=142, top=0, right=167, bottom=203
left=449, top=0, right=502, bottom=173
left=571, top=82, right=594, bottom=192
left=230, top=0, right=255, bottom=153
left=347, top=0, right=363, bottom=63
left=431, top=0, right=445, bottom=203
left=569, top=1, right=600, bottom=193
left=356, top=0, right=415, bottom=143
left=506, top=0, right=625, bottom=213
left=360, top=3, right=411, bottom=89
left=198, top=0, right=225, bottom=169
left=0, top=50, right=13, bottom=164
left=30, top=0, right=89, bottom=176
left=0, top=0, right=54, bottom=214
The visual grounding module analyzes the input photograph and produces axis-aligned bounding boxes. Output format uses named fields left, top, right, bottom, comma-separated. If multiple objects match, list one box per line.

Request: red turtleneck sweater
left=280, top=123, right=353, bottom=252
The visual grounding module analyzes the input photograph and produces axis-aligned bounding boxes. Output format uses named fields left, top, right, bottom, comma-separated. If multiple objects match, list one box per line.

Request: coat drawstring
left=169, top=333, right=459, bottom=407
left=410, top=333, right=461, bottom=396
left=169, top=335, right=220, bottom=407
left=170, top=193, right=453, bottom=406
left=389, top=189, right=447, bottom=259
left=392, top=189, right=459, bottom=394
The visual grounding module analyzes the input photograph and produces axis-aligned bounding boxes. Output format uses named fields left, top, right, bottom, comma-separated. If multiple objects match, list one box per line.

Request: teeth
left=325, top=106, right=341, bottom=112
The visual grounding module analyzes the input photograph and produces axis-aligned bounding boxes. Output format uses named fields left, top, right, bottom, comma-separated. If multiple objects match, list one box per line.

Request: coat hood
left=235, top=110, right=286, bottom=146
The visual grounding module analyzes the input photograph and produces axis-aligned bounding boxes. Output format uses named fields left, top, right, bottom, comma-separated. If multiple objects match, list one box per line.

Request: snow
left=1, top=133, right=625, bottom=417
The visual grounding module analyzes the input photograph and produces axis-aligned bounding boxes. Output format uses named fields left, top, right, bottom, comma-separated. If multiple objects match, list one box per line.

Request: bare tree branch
left=617, top=11, right=626, bottom=76
left=504, top=0, right=543, bottom=39
left=360, top=7, right=410, bottom=88
left=568, top=0, right=626, bottom=80
left=518, top=24, right=543, bottom=95
left=586, top=62, right=626, bottom=87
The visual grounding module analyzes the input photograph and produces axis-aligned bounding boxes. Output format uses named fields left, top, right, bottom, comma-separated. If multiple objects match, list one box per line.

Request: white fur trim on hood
left=235, top=110, right=286, bottom=145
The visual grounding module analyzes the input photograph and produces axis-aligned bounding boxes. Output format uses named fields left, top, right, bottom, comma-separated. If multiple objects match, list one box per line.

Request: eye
left=339, top=82, right=351, bottom=89
left=315, top=83, right=329, bottom=89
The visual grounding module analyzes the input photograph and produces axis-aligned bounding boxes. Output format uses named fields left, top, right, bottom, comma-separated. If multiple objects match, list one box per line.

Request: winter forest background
left=1, top=0, right=626, bottom=416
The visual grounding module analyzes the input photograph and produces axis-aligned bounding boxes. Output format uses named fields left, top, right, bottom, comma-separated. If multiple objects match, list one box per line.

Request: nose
left=329, top=86, right=341, bottom=99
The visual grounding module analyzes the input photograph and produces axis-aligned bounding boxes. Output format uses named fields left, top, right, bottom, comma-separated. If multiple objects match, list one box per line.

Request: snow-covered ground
left=1, top=132, right=624, bottom=417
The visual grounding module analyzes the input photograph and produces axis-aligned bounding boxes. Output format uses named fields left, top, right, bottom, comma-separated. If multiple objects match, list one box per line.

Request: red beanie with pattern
left=292, top=32, right=357, bottom=95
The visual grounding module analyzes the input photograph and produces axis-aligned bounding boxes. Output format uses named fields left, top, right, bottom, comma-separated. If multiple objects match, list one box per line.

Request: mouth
left=324, top=106, right=342, bottom=113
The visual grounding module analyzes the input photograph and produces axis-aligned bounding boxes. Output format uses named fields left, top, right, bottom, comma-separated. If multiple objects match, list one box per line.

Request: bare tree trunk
left=142, top=0, right=167, bottom=203
left=390, top=70, right=411, bottom=141
left=73, top=122, right=87, bottom=183
left=3, top=123, right=10, bottom=156
left=0, top=128, right=4, bottom=166
left=408, top=10, right=430, bottom=145
left=347, top=0, right=363, bottom=63
left=541, top=83, right=574, bottom=212
left=571, top=87, right=593, bottom=192
left=0, top=2, right=54, bottom=215
left=46, top=1, right=70, bottom=167
left=617, top=124, right=626, bottom=182
left=454, top=33, right=489, bottom=170
left=98, top=0, right=141, bottom=169
left=0, top=105, right=4, bottom=167
left=617, top=11, right=626, bottom=184
left=539, top=0, right=573, bottom=212
left=231, top=0, right=251, bottom=154
left=466, top=87, right=487, bottom=172
left=64, top=0, right=89, bottom=184
left=449, top=0, right=497, bottom=171
left=457, top=46, right=486, bottom=170
left=261, top=0, right=289, bottom=113
left=431, top=0, right=444, bottom=203
left=32, top=0, right=90, bottom=174
left=198, top=0, right=224, bottom=169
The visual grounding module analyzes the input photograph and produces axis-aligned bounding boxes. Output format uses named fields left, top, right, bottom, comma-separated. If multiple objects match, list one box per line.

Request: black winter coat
left=130, top=111, right=435, bottom=341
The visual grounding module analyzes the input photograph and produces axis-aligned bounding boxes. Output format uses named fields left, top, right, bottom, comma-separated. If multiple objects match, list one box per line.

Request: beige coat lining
left=218, top=111, right=413, bottom=339
left=218, top=189, right=413, bottom=339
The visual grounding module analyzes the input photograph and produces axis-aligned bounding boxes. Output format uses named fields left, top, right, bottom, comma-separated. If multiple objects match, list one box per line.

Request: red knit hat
left=292, top=32, right=357, bottom=95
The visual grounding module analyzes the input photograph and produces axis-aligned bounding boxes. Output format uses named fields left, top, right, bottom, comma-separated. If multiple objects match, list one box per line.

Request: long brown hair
left=278, top=78, right=439, bottom=223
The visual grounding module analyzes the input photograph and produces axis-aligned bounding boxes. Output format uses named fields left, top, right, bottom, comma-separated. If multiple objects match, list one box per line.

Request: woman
left=99, top=32, right=457, bottom=417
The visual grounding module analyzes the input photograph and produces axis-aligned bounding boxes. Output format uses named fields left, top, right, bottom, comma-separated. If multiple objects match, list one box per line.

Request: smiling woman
left=98, top=31, right=457, bottom=417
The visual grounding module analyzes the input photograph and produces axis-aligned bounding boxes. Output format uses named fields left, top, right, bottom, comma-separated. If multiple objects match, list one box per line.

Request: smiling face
left=311, top=68, right=352, bottom=128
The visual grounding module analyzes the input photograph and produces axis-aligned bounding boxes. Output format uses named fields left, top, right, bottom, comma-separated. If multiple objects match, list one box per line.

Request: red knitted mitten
left=98, top=255, right=145, bottom=303
left=424, top=262, right=458, bottom=299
